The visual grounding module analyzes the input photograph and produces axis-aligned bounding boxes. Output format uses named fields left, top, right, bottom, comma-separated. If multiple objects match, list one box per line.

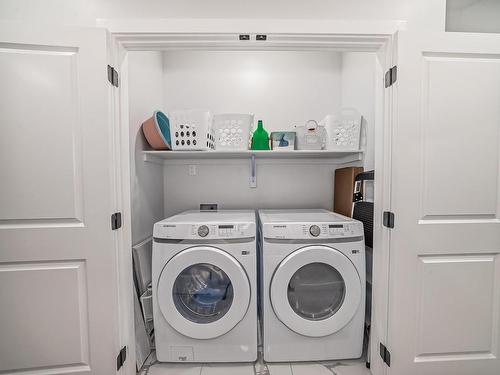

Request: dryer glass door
left=157, top=246, right=250, bottom=339
left=271, top=245, right=362, bottom=337
left=287, top=262, right=346, bottom=321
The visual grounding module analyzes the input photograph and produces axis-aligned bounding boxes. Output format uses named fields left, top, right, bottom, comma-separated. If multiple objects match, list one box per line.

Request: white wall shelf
left=143, top=149, right=363, bottom=164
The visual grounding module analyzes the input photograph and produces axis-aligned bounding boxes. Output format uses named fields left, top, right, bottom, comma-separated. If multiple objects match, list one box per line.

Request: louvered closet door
left=0, top=25, right=119, bottom=374
left=387, top=31, right=500, bottom=375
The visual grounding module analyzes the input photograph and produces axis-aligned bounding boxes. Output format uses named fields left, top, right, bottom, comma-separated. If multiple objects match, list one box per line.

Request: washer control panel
left=154, top=222, right=255, bottom=239
left=191, top=223, right=254, bottom=238
left=197, top=225, right=210, bottom=237
left=264, top=221, right=363, bottom=239
left=309, top=225, right=321, bottom=237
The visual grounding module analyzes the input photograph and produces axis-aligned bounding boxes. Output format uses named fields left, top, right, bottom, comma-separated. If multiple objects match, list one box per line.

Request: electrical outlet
left=188, top=165, right=197, bottom=176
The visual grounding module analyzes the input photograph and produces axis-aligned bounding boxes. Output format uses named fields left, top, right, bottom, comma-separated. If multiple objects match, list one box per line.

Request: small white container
left=213, top=113, right=253, bottom=151
left=295, top=120, right=327, bottom=150
left=169, top=109, right=215, bottom=150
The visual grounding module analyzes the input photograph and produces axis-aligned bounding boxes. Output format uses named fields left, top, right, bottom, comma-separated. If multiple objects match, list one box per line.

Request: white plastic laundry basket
left=213, top=113, right=254, bottom=151
left=169, top=109, right=215, bottom=151
left=321, top=108, right=363, bottom=150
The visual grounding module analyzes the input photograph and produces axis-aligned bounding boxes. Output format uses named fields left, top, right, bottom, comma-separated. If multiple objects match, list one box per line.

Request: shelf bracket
left=143, top=153, right=164, bottom=165
left=249, top=154, right=257, bottom=188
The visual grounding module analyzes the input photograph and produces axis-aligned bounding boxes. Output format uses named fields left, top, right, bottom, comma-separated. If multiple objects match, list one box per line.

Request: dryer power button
left=198, top=225, right=209, bottom=237
left=309, top=225, right=321, bottom=237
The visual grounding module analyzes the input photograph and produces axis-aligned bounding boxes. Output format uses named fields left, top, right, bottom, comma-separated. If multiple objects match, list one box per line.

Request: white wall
left=163, top=51, right=342, bottom=132
left=0, top=0, right=446, bottom=31
left=341, top=52, right=377, bottom=200
left=159, top=50, right=375, bottom=217
left=162, top=50, right=345, bottom=216
left=341, top=52, right=377, bottom=171
left=128, top=51, right=165, bottom=245
left=163, top=161, right=344, bottom=216
left=446, top=0, right=500, bottom=33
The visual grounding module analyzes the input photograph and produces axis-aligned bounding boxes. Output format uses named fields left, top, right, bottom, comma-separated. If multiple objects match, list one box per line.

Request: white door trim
left=111, top=23, right=396, bottom=375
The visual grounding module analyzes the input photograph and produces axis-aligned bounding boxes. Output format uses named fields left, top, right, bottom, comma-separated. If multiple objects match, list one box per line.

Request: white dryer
left=152, top=210, right=257, bottom=362
left=258, top=209, right=365, bottom=362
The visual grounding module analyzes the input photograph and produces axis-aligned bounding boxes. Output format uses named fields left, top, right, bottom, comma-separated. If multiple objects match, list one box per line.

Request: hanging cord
left=141, top=359, right=159, bottom=375
left=138, top=350, right=158, bottom=375
left=253, top=342, right=270, bottom=375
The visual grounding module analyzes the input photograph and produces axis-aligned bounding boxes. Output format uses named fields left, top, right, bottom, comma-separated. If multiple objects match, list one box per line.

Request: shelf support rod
left=249, top=154, right=257, bottom=188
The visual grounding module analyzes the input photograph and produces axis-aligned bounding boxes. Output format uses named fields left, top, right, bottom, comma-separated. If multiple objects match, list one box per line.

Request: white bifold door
left=387, top=31, right=500, bottom=375
left=0, top=26, right=120, bottom=374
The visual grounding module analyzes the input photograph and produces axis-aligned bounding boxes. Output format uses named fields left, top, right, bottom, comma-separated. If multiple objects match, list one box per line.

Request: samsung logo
left=163, top=224, right=176, bottom=228
left=273, top=225, right=287, bottom=228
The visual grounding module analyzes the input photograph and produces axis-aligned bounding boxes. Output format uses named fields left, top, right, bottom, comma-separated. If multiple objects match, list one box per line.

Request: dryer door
left=157, top=246, right=251, bottom=339
left=271, top=245, right=362, bottom=337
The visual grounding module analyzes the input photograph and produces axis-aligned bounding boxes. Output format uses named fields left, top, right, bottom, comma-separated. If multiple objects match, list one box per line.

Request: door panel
left=0, top=26, right=118, bottom=374
left=388, top=32, right=500, bottom=375
left=0, top=261, right=89, bottom=372
left=416, top=254, right=497, bottom=359
left=420, top=53, right=500, bottom=218
left=0, top=44, right=83, bottom=223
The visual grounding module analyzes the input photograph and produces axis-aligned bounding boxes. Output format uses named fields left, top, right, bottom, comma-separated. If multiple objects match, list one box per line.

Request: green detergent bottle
left=251, top=120, right=270, bottom=150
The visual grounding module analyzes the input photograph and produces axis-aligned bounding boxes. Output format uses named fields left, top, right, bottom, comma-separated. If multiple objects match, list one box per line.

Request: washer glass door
left=158, top=246, right=250, bottom=339
left=173, top=263, right=234, bottom=324
left=270, top=245, right=362, bottom=337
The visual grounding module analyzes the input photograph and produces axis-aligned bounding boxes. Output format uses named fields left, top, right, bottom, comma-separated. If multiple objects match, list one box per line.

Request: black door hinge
left=256, top=34, right=267, bottom=41
left=116, top=346, right=127, bottom=371
left=107, top=65, right=119, bottom=87
left=383, top=211, right=395, bottom=228
left=239, top=34, right=250, bottom=41
left=379, top=343, right=391, bottom=366
left=111, top=212, right=122, bottom=230
left=384, top=65, right=397, bottom=88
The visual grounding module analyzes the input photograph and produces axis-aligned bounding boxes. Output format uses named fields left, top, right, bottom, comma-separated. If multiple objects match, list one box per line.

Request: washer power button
left=198, top=225, right=209, bottom=237
left=309, top=225, right=321, bottom=237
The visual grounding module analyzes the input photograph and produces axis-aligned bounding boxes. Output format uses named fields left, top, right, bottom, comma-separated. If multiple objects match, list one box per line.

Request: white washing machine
left=258, top=209, right=365, bottom=362
left=152, top=210, right=257, bottom=362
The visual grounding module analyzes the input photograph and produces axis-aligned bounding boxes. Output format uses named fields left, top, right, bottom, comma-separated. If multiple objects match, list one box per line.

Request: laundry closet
left=128, top=49, right=377, bottom=228
left=1, top=19, right=500, bottom=375
left=128, top=46, right=378, bottom=372
left=125, top=28, right=382, bottom=370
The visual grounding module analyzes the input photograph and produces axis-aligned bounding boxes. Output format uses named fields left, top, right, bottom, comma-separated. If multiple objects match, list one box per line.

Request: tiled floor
left=139, top=353, right=372, bottom=375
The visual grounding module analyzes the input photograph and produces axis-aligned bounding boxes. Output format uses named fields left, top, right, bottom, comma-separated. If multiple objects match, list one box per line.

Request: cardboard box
left=334, top=167, right=364, bottom=217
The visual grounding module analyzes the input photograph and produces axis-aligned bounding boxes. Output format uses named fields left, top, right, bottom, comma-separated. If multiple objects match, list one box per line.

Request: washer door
left=270, top=245, right=361, bottom=337
left=157, top=246, right=250, bottom=339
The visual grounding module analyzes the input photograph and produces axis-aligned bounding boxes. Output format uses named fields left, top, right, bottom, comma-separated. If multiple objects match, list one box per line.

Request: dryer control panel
left=154, top=222, right=256, bottom=240
left=263, top=221, right=363, bottom=240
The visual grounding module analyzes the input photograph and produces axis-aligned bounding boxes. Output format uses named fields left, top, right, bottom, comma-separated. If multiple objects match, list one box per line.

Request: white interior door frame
left=108, top=20, right=399, bottom=375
